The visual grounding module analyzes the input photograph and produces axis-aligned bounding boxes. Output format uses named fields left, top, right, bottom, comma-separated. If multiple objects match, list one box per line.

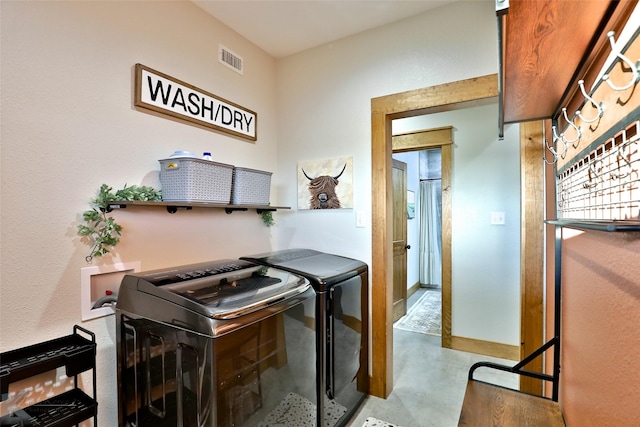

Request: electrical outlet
left=491, top=211, right=506, bottom=225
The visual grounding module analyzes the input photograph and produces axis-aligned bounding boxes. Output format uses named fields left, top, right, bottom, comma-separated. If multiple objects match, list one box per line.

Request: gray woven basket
left=231, top=167, right=272, bottom=205
left=159, top=157, right=233, bottom=203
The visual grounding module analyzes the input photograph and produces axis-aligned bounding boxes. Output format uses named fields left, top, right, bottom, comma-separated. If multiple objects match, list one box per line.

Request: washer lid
left=242, top=249, right=367, bottom=288
left=128, top=259, right=310, bottom=319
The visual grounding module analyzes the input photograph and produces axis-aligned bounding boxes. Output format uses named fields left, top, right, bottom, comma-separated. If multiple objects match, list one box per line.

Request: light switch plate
left=356, top=211, right=367, bottom=228
left=491, top=211, right=506, bottom=225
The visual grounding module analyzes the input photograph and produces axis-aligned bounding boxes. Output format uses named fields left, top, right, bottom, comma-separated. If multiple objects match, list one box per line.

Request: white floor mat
left=362, top=417, right=402, bottom=427
left=259, top=392, right=347, bottom=427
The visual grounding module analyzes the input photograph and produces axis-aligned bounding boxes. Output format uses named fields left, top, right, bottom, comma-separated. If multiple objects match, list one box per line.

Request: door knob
left=405, top=245, right=411, bottom=250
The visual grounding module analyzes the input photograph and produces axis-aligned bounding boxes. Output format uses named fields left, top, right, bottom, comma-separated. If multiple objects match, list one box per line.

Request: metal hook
left=561, top=108, right=582, bottom=147
left=602, top=31, right=640, bottom=92
left=558, top=188, right=567, bottom=208
left=614, top=150, right=632, bottom=180
left=613, top=130, right=637, bottom=181
left=583, top=157, right=602, bottom=189
left=546, top=126, right=568, bottom=160
left=575, top=80, right=604, bottom=123
left=556, top=126, right=569, bottom=156
left=583, top=165, right=599, bottom=189
left=543, top=138, right=557, bottom=164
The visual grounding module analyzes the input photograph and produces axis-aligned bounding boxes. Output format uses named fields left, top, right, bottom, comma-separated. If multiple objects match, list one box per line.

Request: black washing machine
left=115, top=259, right=319, bottom=426
left=241, top=249, right=369, bottom=427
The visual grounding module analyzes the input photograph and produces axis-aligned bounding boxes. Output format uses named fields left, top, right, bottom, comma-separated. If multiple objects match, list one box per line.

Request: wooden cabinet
left=501, top=0, right=640, bottom=225
left=500, top=0, right=637, bottom=124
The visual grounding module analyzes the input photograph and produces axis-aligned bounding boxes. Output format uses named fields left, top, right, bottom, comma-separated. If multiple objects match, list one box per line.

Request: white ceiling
left=192, top=0, right=457, bottom=58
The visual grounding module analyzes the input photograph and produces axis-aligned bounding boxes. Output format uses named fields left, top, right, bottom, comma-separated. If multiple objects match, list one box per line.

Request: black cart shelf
left=0, top=325, right=97, bottom=427
left=104, top=200, right=290, bottom=215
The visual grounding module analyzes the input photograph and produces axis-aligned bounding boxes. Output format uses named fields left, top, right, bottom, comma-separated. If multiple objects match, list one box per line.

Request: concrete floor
left=346, top=289, right=519, bottom=427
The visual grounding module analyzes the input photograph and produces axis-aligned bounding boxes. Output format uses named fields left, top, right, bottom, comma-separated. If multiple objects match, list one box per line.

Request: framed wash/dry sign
left=297, top=157, right=353, bottom=209
left=134, top=63, right=257, bottom=141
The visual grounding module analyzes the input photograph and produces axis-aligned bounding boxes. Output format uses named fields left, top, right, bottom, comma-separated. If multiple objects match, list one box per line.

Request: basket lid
left=234, top=167, right=273, bottom=175
left=159, top=157, right=234, bottom=169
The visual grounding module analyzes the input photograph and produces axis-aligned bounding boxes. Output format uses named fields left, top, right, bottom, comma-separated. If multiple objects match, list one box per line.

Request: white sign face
left=134, top=64, right=257, bottom=141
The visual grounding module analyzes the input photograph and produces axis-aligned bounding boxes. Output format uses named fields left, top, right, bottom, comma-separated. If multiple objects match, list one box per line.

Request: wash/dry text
left=135, top=64, right=257, bottom=140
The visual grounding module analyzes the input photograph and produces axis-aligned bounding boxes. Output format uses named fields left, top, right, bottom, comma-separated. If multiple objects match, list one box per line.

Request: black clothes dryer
left=241, top=249, right=369, bottom=427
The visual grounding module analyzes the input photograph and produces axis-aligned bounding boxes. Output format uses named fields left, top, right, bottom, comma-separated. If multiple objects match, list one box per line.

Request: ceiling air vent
left=219, top=45, right=243, bottom=75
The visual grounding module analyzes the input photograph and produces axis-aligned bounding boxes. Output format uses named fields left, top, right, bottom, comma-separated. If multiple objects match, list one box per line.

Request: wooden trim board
left=451, top=336, right=520, bottom=361
left=371, top=74, right=499, bottom=398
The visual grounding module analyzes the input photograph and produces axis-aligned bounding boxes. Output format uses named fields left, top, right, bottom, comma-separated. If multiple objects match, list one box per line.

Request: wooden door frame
left=370, top=74, right=544, bottom=398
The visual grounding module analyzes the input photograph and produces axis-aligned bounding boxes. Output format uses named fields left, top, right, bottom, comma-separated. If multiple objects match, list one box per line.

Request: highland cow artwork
left=303, top=164, right=345, bottom=209
left=297, top=157, right=353, bottom=210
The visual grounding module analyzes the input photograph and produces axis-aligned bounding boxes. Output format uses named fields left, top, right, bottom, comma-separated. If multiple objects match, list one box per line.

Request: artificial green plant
left=78, top=183, right=161, bottom=261
left=261, top=210, right=275, bottom=227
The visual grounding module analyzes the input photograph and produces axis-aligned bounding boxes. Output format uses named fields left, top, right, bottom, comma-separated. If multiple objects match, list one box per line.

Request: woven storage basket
left=231, top=167, right=272, bottom=205
left=159, top=157, right=233, bottom=203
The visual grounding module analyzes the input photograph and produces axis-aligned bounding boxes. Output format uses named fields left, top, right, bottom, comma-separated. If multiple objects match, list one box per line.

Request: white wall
left=1, top=2, right=279, bottom=425
left=274, top=0, right=498, bottom=267
left=274, top=1, right=520, bottom=345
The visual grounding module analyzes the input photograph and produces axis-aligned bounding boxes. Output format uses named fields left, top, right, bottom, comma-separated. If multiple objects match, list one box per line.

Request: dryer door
left=327, top=271, right=369, bottom=424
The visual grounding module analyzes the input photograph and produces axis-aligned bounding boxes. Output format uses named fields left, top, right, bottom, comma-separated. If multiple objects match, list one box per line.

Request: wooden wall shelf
left=105, top=200, right=290, bottom=214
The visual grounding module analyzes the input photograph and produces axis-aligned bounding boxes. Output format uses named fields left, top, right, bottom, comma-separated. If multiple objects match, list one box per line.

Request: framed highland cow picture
left=297, top=156, right=353, bottom=210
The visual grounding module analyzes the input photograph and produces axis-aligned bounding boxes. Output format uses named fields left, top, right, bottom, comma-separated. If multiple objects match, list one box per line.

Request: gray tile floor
left=346, top=289, right=519, bottom=427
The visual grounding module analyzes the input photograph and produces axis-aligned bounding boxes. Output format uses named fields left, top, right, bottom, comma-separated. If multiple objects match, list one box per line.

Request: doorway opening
left=369, top=74, right=500, bottom=398
left=392, top=148, right=443, bottom=340
left=392, top=139, right=446, bottom=335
